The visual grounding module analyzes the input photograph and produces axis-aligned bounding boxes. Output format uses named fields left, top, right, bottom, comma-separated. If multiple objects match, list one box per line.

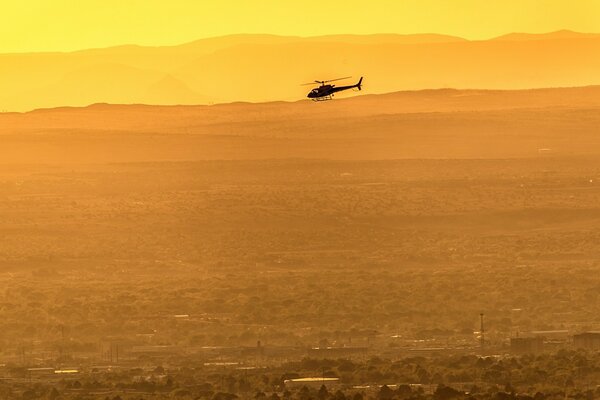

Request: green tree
left=378, top=385, right=395, bottom=400
left=434, top=385, right=462, bottom=400
left=318, top=385, right=329, bottom=400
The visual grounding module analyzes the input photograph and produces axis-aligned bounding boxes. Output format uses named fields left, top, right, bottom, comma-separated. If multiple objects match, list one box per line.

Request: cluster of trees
left=5, top=350, right=600, bottom=399
left=3, top=257, right=600, bottom=353
left=2, top=160, right=600, bottom=345
left=2, top=160, right=600, bottom=398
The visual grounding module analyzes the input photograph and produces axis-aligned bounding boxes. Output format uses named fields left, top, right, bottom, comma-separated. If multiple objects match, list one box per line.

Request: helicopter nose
left=307, top=92, right=314, bottom=98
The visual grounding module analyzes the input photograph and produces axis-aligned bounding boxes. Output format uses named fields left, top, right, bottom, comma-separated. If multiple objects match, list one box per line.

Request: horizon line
left=1, top=29, right=599, bottom=56
left=4, top=83, right=600, bottom=115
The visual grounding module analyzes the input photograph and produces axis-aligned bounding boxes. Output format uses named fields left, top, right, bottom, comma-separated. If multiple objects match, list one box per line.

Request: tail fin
left=356, top=77, right=363, bottom=91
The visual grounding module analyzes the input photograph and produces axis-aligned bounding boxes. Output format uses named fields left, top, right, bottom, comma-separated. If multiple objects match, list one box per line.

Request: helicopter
left=303, top=76, right=363, bottom=101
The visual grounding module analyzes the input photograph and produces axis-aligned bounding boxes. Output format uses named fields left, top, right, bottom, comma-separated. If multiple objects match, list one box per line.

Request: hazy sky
left=3, top=0, right=600, bottom=53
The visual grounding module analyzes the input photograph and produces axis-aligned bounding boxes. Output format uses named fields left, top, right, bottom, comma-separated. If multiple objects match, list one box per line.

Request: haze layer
left=2, top=31, right=600, bottom=111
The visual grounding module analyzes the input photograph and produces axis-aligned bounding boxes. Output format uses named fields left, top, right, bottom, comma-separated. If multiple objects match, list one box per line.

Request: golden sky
left=2, top=0, right=600, bottom=53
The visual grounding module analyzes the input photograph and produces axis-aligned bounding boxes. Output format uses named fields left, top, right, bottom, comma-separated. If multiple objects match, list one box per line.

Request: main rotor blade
left=323, top=76, right=352, bottom=83
left=300, top=77, right=350, bottom=86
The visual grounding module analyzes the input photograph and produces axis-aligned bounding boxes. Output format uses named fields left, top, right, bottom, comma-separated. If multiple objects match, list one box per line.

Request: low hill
left=1, top=86, right=599, bottom=163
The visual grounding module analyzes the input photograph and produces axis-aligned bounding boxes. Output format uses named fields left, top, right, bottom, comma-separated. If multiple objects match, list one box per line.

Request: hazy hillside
left=1, top=31, right=600, bottom=111
left=1, top=86, right=600, bottom=164
left=3, top=85, right=600, bottom=131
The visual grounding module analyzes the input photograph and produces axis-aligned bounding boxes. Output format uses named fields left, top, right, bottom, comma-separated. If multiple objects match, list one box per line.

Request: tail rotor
left=356, top=77, right=363, bottom=91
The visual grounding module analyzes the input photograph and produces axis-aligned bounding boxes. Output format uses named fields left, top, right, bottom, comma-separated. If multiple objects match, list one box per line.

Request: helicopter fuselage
left=307, top=77, right=363, bottom=100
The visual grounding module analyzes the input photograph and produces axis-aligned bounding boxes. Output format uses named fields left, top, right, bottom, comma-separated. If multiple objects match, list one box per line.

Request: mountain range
left=1, top=30, right=600, bottom=111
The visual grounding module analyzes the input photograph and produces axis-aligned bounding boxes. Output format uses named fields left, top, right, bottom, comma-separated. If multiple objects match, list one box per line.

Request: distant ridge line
left=5, top=84, right=600, bottom=115
left=3, top=30, right=600, bottom=56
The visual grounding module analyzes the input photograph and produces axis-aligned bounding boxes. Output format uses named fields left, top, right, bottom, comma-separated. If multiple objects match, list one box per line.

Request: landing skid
left=312, top=95, right=333, bottom=101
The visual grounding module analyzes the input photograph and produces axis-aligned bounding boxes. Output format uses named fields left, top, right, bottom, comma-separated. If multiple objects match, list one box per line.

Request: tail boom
left=356, top=77, right=363, bottom=90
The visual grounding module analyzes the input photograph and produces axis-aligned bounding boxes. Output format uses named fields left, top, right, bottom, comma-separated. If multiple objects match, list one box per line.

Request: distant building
left=406, top=347, right=447, bottom=356
left=573, top=332, right=600, bottom=350
left=530, top=330, right=569, bottom=339
left=284, top=377, right=340, bottom=389
left=510, top=337, right=544, bottom=354
left=130, top=345, right=179, bottom=355
left=54, top=369, right=79, bottom=375
left=27, top=367, right=55, bottom=377
left=307, top=346, right=368, bottom=357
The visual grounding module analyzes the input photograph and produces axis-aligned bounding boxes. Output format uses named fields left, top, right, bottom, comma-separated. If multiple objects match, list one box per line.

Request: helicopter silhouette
left=303, top=76, right=363, bottom=101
